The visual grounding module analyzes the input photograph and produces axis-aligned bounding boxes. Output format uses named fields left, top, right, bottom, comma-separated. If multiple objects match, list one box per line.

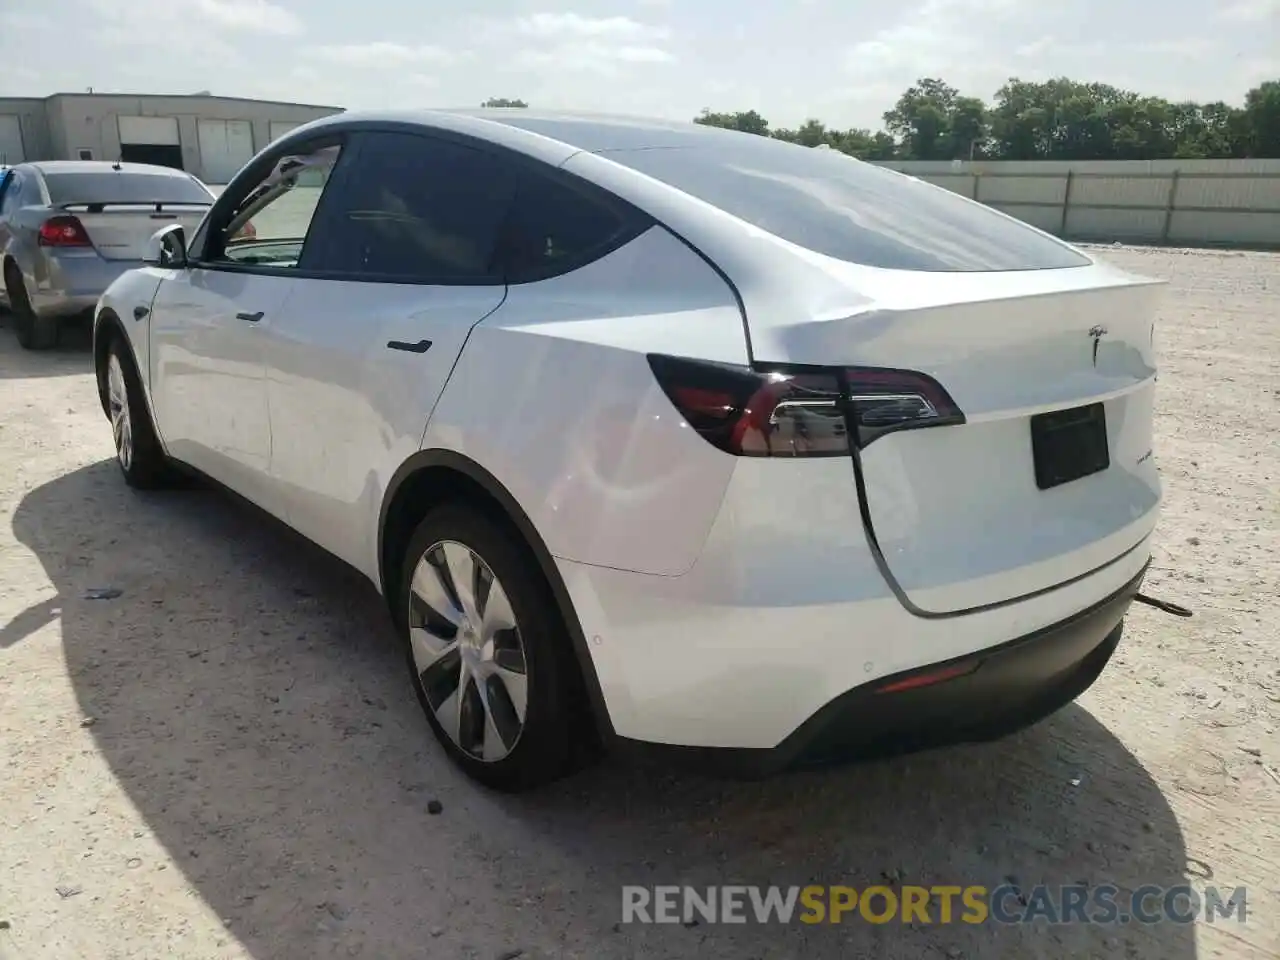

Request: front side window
left=205, top=143, right=342, bottom=269
left=305, top=131, right=515, bottom=283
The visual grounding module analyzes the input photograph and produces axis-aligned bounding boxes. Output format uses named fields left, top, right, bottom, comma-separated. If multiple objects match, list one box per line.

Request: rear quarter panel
left=422, top=225, right=750, bottom=576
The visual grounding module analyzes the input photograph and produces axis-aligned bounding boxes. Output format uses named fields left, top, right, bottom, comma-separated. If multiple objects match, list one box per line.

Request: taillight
left=843, top=366, right=964, bottom=446
left=38, top=215, right=92, bottom=248
left=646, top=354, right=964, bottom=456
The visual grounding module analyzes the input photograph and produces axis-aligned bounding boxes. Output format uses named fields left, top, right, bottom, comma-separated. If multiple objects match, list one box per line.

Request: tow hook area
left=1134, top=593, right=1194, bottom=618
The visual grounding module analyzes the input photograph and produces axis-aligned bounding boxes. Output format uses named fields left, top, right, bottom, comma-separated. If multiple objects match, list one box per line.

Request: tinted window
left=603, top=141, right=1090, bottom=272
left=42, top=172, right=212, bottom=206
left=309, top=132, right=515, bottom=282
left=209, top=143, right=343, bottom=268
left=499, top=169, right=642, bottom=281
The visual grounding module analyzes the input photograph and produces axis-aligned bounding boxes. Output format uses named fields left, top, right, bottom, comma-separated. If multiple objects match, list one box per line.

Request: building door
left=0, top=115, right=25, bottom=165
left=117, top=116, right=183, bottom=169
left=197, top=119, right=255, bottom=185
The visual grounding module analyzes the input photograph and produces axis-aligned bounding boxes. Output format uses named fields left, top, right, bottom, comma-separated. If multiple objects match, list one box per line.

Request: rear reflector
left=874, top=660, right=978, bottom=694
left=38, top=215, right=92, bottom=248
left=646, top=353, right=964, bottom=456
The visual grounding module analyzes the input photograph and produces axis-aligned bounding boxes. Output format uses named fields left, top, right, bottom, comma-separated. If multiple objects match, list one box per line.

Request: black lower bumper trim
left=617, top=561, right=1147, bottom=779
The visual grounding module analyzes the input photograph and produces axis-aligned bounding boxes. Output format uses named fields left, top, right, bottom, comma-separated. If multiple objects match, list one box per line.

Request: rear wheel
left=105, top=336, right=174, bottom=488
left=399, top=504, right=585, bottom=791
left=5, top=262, right=58, bottom=350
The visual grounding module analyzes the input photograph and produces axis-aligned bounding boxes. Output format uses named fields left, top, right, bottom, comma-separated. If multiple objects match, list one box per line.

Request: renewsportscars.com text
left=621, top=884, right=1248, bottom=926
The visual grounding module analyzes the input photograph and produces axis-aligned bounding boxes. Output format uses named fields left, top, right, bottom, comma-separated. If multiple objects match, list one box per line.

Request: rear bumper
left=617, top=562, right=1144, bottom=778
left=30, top=251, right=138, bottom=319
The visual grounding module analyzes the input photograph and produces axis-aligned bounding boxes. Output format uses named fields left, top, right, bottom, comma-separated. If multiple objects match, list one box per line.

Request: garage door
left=0, top=115, right=26, bottom=164
left=117, top=116, right=180, bottom=146
left=197, top=119, right=255, bottom=184
left=269, top=121, right=300, bottom=143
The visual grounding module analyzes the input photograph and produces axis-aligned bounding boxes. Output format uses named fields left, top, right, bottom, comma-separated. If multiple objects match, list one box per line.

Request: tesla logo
left=1088, top=325, right=1108, bottom=366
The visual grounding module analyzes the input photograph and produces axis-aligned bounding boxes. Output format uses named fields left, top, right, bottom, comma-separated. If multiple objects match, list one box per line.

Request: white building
left=0, top=92, right=343, bottom=183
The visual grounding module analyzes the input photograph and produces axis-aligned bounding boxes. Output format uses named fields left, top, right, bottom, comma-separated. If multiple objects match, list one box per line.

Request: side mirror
left=144, top=224, right=187, bottom=268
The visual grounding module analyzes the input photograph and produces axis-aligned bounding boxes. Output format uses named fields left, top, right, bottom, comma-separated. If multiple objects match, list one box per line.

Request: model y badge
left=1088, top=325, right=1107, bottom=367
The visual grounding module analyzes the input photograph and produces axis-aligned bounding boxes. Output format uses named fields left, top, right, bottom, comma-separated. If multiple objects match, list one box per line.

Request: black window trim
left=187, top=130, right=351, bottom=278
left=183, top=118, right=655, bottom=287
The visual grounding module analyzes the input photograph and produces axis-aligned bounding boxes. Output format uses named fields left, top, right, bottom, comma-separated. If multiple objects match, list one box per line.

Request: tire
left=399, top=503, right=585, bottom=792
left=104, top=335, right=174, bottom=489
left=5, top=262, right=58, bottom=350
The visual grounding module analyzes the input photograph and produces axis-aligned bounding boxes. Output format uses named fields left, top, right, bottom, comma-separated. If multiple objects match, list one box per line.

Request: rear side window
left=42, top=172, right=212, bottom=206
left=499, top=169, right=646, bottom=282
left=307, top=131, right=515, bottom=283
left=603, top=142, right=1090, bottom=272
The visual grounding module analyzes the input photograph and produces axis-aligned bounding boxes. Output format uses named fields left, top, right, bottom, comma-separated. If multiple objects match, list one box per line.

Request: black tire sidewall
left=107, top=336, right=169, bottom=488
left=5, top=265, right=54, bottom=350
left=398, top=504, right=577, bottom=791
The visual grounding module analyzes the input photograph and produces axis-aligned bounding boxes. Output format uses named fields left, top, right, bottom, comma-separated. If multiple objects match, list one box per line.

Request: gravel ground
left=0, top=246, right=1277, bottom=960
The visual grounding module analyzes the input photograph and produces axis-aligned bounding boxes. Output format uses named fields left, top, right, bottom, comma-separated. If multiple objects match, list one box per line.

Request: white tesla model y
left=93, top=110, right=1164, bottom=791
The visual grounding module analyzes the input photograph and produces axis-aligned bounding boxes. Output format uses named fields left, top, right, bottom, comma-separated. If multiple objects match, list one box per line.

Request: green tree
left=481, top=98, right=528, bottom=108
left=690, top=75, right=1279, bottom=161
left=1241, top=80, right=1280, bottom=157
left=694, top=108, right=771, bottom=135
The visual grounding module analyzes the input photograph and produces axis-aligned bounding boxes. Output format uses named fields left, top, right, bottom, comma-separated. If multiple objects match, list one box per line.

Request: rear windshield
left=43, top=172, right=212, bottom=207
left=603, top=142, right=1090, bottom=272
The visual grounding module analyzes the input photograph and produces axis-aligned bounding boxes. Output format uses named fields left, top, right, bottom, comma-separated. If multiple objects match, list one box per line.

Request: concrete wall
left=873, top=158, right=1280, bottom=249
left=0, top=97, right=52, bottom=164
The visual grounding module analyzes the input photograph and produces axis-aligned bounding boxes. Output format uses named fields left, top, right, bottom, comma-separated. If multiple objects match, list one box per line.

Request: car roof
left=302, top=108, right=756, bottom=155
left=27, top=160, right=196, bottom=178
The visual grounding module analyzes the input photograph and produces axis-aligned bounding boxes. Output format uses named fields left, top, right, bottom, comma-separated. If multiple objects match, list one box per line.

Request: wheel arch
left=378, top=449, right=616, bottom=743
left=93, top=307, right=164, bottom=443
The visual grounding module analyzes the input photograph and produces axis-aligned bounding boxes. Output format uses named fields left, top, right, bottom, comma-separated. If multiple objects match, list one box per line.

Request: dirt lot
left=1, top=246, right=1277, bottom=960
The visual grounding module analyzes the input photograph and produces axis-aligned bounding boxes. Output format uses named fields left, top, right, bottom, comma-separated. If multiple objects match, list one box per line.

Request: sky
left=0, top=0, right=1276, bottom=130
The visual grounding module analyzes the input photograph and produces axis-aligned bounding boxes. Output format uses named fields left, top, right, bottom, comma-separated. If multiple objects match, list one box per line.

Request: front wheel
left=105, top=337, right=174, bottom=488
left=399, top=504, right=586, bottom=791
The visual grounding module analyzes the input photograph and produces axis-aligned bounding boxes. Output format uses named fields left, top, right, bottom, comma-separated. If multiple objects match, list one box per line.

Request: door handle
left=236, top=311, right=264, bottom=323
left=387, top=339, right=433, bottom=354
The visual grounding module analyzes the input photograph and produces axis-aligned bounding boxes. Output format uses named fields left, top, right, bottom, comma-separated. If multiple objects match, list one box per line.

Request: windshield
left=43, top=171, right=212, bottom=207
left=602, top=141, right=1090, bottom=272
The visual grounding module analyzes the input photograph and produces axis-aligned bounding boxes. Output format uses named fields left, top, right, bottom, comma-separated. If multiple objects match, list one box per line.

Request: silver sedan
left=0, top=160, right=213, bottom=349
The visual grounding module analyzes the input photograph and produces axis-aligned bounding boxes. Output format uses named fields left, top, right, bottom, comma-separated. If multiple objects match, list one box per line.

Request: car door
left=0, top=169, right=24, bottom=293
left=148, top=137, right=348, bottom=514
left=261, top=129, right=517, bottom=577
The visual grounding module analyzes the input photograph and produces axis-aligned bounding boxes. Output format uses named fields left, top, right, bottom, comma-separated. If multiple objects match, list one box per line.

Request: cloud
left=190, top=0, right=301, bottom=35
left=303, top=42, right=459, bottom=68
left=512, top=12, right=670, bottom=42
left=490, top=11, right=675, bottom=75
left=1215, top=0, right=1280, bottom=21
left=85, top=0, right=300, bottom=55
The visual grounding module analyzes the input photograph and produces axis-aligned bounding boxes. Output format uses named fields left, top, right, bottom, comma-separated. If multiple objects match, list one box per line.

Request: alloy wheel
left=107, top=353, right=133, bottom=471
left=408, top=540, right=529, bottom=762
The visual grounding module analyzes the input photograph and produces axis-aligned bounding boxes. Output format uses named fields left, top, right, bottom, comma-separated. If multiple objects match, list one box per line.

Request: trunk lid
left=59, top=203, right=210, bottom=260
left=744, top=257, right=1165, bottom=614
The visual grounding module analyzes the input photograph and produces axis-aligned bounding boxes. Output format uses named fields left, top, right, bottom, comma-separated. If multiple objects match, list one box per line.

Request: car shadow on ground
left=11, top=462, right=1196, bottom=960
left=0, top=312, right=94, bottom=378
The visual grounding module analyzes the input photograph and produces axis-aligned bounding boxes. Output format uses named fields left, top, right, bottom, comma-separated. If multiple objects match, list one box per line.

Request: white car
left=93, top=110, right=1164, bottom=791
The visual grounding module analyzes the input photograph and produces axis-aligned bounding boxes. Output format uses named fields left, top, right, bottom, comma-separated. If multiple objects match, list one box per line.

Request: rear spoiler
left=54, top=200, right=212, bottom=213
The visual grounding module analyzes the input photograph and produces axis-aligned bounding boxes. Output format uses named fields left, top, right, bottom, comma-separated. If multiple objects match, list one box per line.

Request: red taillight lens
left=647, top=354, right=964, bottom=456
left=844, top=366, right=964, bottom=446
left=38, top=215, right=92, bottom=248
left=648, top=353, right=846, bottom=457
